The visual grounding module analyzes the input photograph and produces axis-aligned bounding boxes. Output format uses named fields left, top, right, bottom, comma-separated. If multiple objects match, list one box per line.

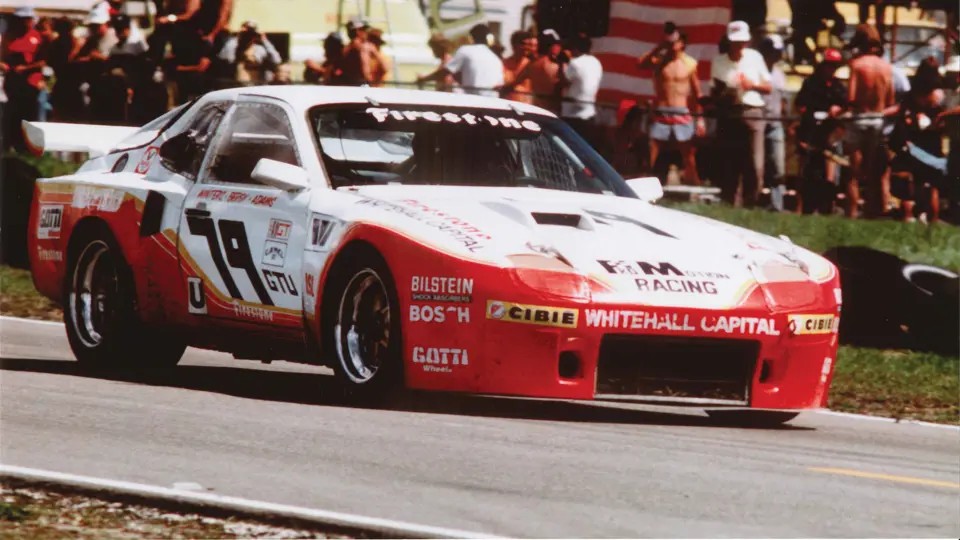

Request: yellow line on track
left=809, top=467, right=960, bottom=489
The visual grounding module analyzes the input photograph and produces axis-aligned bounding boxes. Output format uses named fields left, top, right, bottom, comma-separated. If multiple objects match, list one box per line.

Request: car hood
left=340, top=185, right=836, bottom=310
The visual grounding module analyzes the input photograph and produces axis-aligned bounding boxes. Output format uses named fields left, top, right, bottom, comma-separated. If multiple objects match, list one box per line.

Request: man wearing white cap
left=710, top=20, right=771, bottom=208
left=2, top=6, right=46, bottom=151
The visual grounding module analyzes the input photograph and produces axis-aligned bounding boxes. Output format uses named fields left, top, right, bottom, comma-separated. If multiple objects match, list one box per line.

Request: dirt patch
left=0, top=482, right=353, bottom=539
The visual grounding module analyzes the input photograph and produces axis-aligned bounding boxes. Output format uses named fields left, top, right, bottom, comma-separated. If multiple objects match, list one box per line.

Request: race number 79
left=187, top=216, right=274, bottom=306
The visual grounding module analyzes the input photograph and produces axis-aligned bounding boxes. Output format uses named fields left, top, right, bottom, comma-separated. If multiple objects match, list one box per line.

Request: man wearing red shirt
left=2, top=7, right=47, bottom=151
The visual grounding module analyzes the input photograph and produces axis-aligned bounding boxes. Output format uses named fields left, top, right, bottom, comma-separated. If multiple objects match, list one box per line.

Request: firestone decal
left=37, top=205, right=63, bottom=239
left=366, top=107, right=542, bottom=132
left=486, top=300, right=578, bottom=328
left=37, top=248, right=62, bottom=261
left=233, top=302, right=274, bottom=321
left=412, top=346, right=469, bottom=373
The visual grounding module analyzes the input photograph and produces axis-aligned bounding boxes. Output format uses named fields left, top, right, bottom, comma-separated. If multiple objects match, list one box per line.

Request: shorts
left=843, top=116, right=884, bottom=148
left=649, top=107, right=695, bottom=143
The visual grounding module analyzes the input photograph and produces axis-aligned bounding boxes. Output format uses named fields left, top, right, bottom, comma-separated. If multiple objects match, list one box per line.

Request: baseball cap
left=86, top=3, right=111, bottom=25
left=346, top=19, right=370, bottom=30
left=822, top=48, right=843, bottom=63
left=762, top=34, right=784, bottom=51
left=726, top=20, right=751, bottom=43
left=540, top=28, right=561, bottom=46
left=13, top=6, right=38, bottom=19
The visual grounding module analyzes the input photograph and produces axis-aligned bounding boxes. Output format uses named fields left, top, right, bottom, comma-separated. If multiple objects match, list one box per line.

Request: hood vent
left=532, top=212, right=583, bottom=228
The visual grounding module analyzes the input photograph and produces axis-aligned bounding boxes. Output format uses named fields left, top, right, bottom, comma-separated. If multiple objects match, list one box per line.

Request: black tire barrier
left=0, top=156, right=40, bottom=270
left=823, top=246, right=960, bottom=356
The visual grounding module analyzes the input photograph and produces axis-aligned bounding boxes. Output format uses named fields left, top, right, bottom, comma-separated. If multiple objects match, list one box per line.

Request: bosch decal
left=409, top=305, right=471, bottom=323
left=486, top=300, right=578, bottom=328
left=37, top=205, right=63, bottom=239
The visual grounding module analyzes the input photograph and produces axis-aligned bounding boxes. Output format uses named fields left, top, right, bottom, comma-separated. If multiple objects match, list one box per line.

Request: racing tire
left=323, top=246, right=404, bottom=405
left=64, top=225, right=186, bottom=373
left=705, top=410, right=799, bottom=428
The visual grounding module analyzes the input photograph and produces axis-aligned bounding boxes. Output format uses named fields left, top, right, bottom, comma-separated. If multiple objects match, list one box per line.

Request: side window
left=175, top=103, right=227, bottom=180
left=205, top=103, right=300, bottom=186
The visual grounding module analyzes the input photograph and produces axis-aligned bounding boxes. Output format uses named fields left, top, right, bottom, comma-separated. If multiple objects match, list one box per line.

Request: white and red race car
left=25, top=86, right=841, bottom=426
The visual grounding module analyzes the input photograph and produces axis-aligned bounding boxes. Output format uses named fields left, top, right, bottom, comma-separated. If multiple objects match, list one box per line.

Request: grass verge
left=0, top=266, right=61, bottom=322
left=0, top=482, right=344, bottom=539
left=665, top=202, right=960, bottom=269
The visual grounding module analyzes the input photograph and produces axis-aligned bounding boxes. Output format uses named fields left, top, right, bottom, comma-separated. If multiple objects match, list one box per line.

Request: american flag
left=593, top=0, right=733, bottom=111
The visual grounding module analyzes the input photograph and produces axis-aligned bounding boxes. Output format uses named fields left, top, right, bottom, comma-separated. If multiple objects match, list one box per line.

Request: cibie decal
left=308, top=213, right=336, bottom=250
left=412, top=346, right=469, bottom=373
left=72, top=186, right=123, bottom=212
left=411, top=276, right=473, bottom=303
left=486, top=300, right=578, bottom=329
left=365, top=107, right=542, bottom=132
left=409, top=305, right=470, bottom=323
left=262, top=240, right=287, bottom=268
left=788, top=314, right=838, bottom=335
left=187, top=277, right=207, bottom=314
left=267, top=218, right=292, bottom=241
left=37, top=205, right=63, bottom=239
left=135, top=146, right=159, bottom=174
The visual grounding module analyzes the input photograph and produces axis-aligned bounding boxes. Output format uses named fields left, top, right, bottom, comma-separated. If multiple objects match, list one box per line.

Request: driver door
left=176, top=98, right=311, bottom=330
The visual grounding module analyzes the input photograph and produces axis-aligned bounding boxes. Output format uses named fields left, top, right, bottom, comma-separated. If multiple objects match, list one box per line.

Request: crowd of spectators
left=2, top=1, right=956, bottom=223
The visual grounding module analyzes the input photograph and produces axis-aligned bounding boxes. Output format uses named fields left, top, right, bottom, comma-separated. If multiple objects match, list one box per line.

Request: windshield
left=308, top=105, right=636, bottom=198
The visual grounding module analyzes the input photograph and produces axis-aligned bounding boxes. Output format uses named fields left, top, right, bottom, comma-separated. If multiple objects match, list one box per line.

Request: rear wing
left=22, top=121, right=143, bottom=158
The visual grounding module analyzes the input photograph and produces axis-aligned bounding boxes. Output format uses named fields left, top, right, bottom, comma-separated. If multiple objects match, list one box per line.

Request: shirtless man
left=501, top=29, right=562, bottom=113
left=340, top=20, right=386, bottom=86
left=637, top=23, right=705, bottom=185
left=845, top=24, right=895, bottom=218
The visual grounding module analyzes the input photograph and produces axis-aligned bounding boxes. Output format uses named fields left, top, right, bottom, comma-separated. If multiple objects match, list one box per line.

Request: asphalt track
left=1, top=316, right=958, bottom=537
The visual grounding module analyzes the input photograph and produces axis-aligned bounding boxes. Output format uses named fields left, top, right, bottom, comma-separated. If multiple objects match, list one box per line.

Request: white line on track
left=0, top=315, right=64, bottom=327
left=3, top=316, right=957, bottom=430
left=0, top=465, right=501, bottom=539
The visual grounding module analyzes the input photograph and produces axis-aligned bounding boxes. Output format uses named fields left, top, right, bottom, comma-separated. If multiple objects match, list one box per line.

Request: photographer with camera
left=557, top=33, right=602, bottom=145
left=218, top=20, right=282, bottom=84
left=636, top=22, right=705, bottom=186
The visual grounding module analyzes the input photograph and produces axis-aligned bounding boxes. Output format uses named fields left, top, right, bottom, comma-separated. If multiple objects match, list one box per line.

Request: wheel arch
left=317, top=239, right=399, bottom=366
left=63, top=216, right=140, bottom=312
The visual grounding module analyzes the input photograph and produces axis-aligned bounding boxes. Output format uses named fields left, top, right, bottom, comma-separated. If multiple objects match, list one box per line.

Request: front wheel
left=706, top=410, right=800, bottom=428
left=324, top=247, right=403, bottom=403
left=64, top=227, right=185, bottom=372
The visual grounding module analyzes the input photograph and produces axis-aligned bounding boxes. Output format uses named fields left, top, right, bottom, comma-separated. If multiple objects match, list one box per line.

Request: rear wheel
left=324, top=247, right=403, bottom=403
left=64, top=227, right=185, bottom=372
left=706, top=410, right=799, bottom=428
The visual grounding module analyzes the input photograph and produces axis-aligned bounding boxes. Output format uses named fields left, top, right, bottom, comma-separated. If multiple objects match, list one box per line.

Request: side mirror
left=159, top=132, right=194, bottom=172
left=251, top=158, right=311, bottom=192
left=625, top=177, right=664, bottom=202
